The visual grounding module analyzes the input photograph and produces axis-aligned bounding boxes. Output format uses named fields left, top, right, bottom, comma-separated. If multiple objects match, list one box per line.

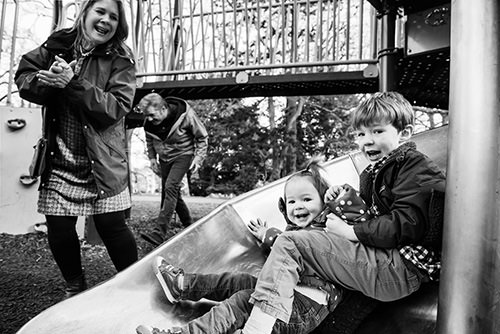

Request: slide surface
left=16, top=126, right=448, bottom=334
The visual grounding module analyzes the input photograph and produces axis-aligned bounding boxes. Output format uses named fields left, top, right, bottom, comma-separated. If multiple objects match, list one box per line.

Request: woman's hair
left=351, top=92, right=415, bottom=132
left=71, top=0, right=130, bottom=56
left=138, top=93, right=166, bottom=112
left=284, top=157, right=330, bottom=202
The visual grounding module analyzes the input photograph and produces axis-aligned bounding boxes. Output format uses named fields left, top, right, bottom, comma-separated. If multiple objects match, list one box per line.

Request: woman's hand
left=247, top=218, right=268, bottom=242
left=325, top=213, right=359, bottom=241
left=37, top=56, right=75, bottom=88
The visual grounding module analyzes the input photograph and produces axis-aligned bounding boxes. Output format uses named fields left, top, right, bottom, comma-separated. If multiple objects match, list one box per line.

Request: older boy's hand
left=325, top=213, right=359, bottom=241
left=248, top=218, right=268, bottom=242
left=324, top=185, right=344, bottom=202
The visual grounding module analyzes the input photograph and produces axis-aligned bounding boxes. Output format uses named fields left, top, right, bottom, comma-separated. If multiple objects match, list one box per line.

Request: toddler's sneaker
left=136, top=325, right=181, bottom=334
left=153, top=256, right=183, bottom=303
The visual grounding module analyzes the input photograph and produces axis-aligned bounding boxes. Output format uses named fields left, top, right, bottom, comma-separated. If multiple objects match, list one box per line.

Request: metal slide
left=16, top=126, right=448, bottom=334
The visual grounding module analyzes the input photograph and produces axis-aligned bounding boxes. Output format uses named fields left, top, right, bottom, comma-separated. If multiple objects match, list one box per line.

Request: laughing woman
left=14, top=0, right=138, bottom=298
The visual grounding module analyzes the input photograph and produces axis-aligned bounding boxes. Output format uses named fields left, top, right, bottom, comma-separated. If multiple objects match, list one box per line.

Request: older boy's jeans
left=179, top=272, right=329, bottom=334
left=249, top=229, right=422, bottom=323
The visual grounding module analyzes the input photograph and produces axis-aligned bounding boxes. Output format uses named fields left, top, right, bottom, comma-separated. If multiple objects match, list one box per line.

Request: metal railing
left=133, top=0, right=378, bottom=82
left=0, top=0, right=379, bottom=105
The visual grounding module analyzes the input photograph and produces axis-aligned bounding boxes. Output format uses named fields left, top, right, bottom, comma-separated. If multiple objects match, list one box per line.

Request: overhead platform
left=367, top=0, right=450, bottom=15
left=133, top=49, right=450, bottom=112
left=16, top=126, right=448, bottom=334
left=134, top=69, right=379, bottom=104
left=134, top=48, right=450, bottom=109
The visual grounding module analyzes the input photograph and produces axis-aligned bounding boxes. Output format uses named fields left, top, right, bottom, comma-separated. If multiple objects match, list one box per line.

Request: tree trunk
left=283, top=97, right=304, bottom=175
left=269, top=97, right=282, bottom=181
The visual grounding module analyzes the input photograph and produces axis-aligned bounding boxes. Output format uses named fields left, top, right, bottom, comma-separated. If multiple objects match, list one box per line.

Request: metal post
left=437, top=0, right=500, bottom=333
left=377, top=1, right=397, bottom=92
left=0, top=0, right=7, bottom=64
left=6, top=0, right=19, bottom=106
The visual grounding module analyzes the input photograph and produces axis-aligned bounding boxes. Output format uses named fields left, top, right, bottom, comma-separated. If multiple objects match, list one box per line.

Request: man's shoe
left=136, top=325, right=181, bottom=334
left=140, top=230, right=165, bottom=246
left=154, top=256, right=183, bottom=303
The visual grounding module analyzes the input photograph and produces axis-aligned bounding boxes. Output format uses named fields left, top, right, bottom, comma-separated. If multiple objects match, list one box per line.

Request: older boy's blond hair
left=351, top=92, right=415, bottom=132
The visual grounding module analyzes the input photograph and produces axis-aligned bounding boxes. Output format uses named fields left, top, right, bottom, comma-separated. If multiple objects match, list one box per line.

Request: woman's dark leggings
left=45, top=211, right=138, bottom=282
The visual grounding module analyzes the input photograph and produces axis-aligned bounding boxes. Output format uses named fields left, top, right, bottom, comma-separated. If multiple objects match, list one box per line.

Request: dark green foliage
left=298, top=95, right=361, bottom=160
left=188, top=95, right=364, bottom=196
left=190, top=98, right=272, bottom=196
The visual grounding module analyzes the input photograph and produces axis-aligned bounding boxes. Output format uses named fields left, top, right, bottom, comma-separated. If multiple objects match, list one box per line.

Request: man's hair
left=138, top=93, right=165, bottom=112
left=351, top=92, right=415, bottom=131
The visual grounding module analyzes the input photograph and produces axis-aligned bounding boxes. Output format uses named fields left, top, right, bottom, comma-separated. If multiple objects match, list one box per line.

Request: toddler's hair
left=138, top=93, right=166, bottom=112
left=284, top=157, right=330, bottom=201
left=351, top=92, right=415, bottom=131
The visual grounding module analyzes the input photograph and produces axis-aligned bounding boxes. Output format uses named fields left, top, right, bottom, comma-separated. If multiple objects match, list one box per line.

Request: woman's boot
left=64, top=273, right=87, bottom=299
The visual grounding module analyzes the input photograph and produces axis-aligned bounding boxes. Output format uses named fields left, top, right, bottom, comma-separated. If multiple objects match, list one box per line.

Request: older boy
left=241, top=92, right=446, bottom=334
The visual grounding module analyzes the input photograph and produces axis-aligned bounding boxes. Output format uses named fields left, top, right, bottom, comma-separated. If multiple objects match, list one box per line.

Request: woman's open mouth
left=95, top=25, right=109, bottom=36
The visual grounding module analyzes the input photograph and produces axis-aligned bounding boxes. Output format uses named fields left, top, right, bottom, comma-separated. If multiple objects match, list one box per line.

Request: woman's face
left=84, top=0, right=119, bottom=47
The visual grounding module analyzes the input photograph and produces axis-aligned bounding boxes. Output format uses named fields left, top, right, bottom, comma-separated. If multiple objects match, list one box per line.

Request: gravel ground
left=0, top=197, right=222, bottom=334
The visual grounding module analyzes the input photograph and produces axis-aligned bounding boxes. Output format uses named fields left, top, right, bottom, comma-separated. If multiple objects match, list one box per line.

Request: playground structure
left=1, top=0, right=499, bottom=333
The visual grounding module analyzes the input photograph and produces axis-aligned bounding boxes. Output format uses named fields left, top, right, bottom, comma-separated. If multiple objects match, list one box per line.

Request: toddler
left=136, top=160, right=351, bottom=334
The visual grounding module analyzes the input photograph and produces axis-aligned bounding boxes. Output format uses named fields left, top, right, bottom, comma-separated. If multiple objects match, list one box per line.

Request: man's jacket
left=144, top=97, right=208, bottom=167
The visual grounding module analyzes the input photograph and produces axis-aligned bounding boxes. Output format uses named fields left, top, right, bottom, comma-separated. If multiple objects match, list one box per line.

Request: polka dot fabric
left=327, top=184, right=372, bottom=225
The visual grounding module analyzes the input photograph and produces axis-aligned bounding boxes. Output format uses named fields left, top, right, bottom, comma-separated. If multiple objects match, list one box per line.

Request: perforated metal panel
left=398, top=48, right=450, bottom=108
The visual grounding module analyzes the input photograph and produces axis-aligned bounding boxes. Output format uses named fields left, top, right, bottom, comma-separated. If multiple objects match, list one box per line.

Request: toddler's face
left=353, top=122, right=406, bottom=164
left=284, top=177, right=323, bottom=228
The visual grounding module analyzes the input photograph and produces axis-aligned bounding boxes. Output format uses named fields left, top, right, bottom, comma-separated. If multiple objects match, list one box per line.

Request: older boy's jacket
left=144, top=97, right=208, bottom=166
left=354, top=142, right=446, bottom=249
left=14, top=28, right=136, bottom=198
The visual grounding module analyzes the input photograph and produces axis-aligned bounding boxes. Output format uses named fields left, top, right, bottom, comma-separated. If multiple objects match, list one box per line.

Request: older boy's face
left=285, top=177, right=323, bottom=228
left=354, top=122, right=408, bottom=163
left=144, top=105, right=169, bottom=125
